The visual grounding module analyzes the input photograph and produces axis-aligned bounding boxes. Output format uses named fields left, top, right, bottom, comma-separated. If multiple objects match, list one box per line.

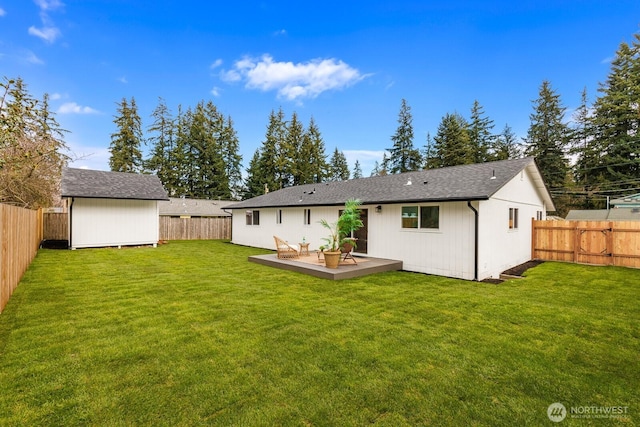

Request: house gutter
left=467, top=201, right=478, bottom=281
left=68, top=197, right=74, bottom=249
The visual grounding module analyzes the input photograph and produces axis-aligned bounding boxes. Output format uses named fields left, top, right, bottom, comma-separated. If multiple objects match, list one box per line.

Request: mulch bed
left=480, top=260, right=545, bottom=284
left=501, top=260, right=545, bottom=277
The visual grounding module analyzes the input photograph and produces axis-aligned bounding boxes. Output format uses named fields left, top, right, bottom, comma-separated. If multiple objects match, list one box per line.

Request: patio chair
left=341, top=239, right=357, bottom=264
left=274, top=236, right=300, bottom=259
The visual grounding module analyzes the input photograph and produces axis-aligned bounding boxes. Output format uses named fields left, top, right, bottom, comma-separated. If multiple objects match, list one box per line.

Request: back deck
left=248, top=253, right=403, bottom=280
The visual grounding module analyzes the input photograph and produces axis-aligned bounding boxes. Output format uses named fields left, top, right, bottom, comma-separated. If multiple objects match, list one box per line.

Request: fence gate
left=575, top=226, right=613, bottom=265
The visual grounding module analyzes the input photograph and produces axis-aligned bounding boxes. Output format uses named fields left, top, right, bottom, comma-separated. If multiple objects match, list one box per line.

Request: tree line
left=2, top=30, right=638, bottom=214
left=0, top=78, right=68, bottom=209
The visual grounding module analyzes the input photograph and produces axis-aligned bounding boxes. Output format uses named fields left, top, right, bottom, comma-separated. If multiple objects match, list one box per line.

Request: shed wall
left=70, top=198, right=159, bottom=249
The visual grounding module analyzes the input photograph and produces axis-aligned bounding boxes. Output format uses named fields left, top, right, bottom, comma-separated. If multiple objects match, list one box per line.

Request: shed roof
left=61, top=168, right=168, bottom=200
left=228, top=157, right=555, bottom=210
left=159, top=198, right=234, bottom=216
left=565, top=210, right=610, bottom=221
left=565, top=209, right=640, bottom=221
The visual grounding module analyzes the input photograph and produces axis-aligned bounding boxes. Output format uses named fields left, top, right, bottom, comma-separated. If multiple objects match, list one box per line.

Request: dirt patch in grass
left=501, top=260, right=545, bottom=277
left=481, top=278, right=504, bottom=284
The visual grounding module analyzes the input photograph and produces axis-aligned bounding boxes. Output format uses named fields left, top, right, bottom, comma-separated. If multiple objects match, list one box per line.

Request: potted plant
left=319, top=199, right=364, bottom=268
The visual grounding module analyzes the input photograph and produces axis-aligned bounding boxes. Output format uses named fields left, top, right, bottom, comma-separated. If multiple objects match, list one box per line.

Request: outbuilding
left=61, top=168, right=168, bottom=249
left=227, top=157, right=555, bottom=281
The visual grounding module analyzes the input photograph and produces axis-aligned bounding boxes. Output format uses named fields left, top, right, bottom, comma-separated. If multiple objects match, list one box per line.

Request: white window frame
left=246, top=210, right=260, bottom=226
left=401, top=205, right=440, bottom=230
left=509, top=207, right=519, bottom=230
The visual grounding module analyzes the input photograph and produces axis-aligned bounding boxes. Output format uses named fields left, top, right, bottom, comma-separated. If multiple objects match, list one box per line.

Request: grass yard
left=0, top=241, right=638, bottom=426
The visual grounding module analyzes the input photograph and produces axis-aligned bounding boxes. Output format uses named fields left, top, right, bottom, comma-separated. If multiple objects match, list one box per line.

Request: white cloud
left=34, top=0, right=64, bottom=11
left=28, top=25, right=61, bottom=43
left=22, top=50, right=44, bottom=64
left=220, top=54, right=368, bottom=101
left=29, top=0, right=63, bottom=43
left=211, top=86, right=221, bottom=97
left=57, top=102, right=99, bottom=115
left=210, top=59, right=223, bottom=69
left=273, top=29, right=287, bottom=36
left=0, top=8, right=6, bottom=16
left=50, top=92, right=63, bottom=100
left=118, top=76, right=128, bottom=84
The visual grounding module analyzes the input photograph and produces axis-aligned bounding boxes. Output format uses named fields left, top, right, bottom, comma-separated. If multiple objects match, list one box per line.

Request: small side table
left=299, top=242, right=310, bottom=256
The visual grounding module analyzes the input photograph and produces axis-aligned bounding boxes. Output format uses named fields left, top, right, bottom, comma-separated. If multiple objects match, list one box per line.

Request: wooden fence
left=41, top=213, right=231, bottom=241
left=43, top=212, right=68, bottom=240
left=1, top=204, right=43, bottom=313
left=159, top=216, right=231, bottom=240
left=532, top=219, right=640, bottom=268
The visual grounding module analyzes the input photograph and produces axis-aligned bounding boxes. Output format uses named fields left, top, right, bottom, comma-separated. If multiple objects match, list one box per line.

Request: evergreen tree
left=109, top=97, right=143, bottom=173
left=387, top=98, right=422, bottom=173
left=286, top=112, right=305, bottom=186
left=468, top=100, right=495, bottom=162
left=370, top=161, right=381, bottom=177
left=170, top=105, right=191, bottom=196
left=493, top=124, right=521, bottom=160
left=422, top=132, right=439, bottom=169
left=258, top=108, right=286, bottom=192
left=352, top=160, right=363, bottom=178
left=523, top=80, right=569, bottom=191
left=302, top=117, right=329, bottom=183
left=571, top=88, right=602, bottom=208
left=194, top=101, right=229, bottom=199
left=220, top=116, right=243, bottom=199
left=328, top=148, right=350, bottom=181
left=432, top=112, right=473, bottom=167
left=590, top=32, right=640, bottom=190
left=0, top=77, right=68, bottom=208
left=243, top=149, right=266, bottom=199
left=146, top=98, right=176, bottom=192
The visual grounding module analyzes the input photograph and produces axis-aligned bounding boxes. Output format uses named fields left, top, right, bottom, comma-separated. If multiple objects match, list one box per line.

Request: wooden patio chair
left=341, top=239, right=357, bottom=264
left=274, top=236, right=300, bottom=259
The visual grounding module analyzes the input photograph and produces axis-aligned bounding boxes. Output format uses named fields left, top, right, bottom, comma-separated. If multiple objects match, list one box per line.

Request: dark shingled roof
left=159, top=198, right=234, bottom=216
left=228, top=157, right=555, bottom=210
left=61, top=168, right=168, bottom=200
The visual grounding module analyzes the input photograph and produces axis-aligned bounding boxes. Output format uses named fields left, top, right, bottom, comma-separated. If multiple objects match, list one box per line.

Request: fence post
left=531, top=218, right=536, bottom=260
left=607, top=221, right=614, bottom=266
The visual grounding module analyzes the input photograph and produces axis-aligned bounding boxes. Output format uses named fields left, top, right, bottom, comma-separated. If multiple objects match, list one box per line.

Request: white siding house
left=61, top=168, right=168, bottom=249
left=228, top=158, right=554, bottom=281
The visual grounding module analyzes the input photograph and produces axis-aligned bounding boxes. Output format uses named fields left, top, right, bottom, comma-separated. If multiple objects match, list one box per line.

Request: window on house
left=276, top=209, right=283, bottom=224
left=246, top=210, right=260, bottom=225
left=420, top=206, right=439, bottom=229
left=509, top=208, right=519, bottom=229
left=402, top=206, right=439, bottom=229
left=303, top=209, right=311, bottom=225
left=402, top=206, right=419, bottom=228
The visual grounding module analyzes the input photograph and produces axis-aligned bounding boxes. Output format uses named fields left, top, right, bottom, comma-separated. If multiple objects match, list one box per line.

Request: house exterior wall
left=366, top=201, right=476, bottom=280
left=232, top=201, right=476, bottom=280
left=69, top=198, right=159, bottom=249
left=232, top=206, right=339, bottom=251
left=477, top=168, right=547, bottom=279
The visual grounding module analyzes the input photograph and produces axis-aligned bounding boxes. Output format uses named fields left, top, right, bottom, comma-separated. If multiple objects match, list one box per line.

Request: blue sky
left=2, top=1, right=640, bottom=176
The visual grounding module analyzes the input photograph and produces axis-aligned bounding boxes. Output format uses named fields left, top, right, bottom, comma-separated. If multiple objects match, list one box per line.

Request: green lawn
left=0, top=241, right=638, bottom=426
